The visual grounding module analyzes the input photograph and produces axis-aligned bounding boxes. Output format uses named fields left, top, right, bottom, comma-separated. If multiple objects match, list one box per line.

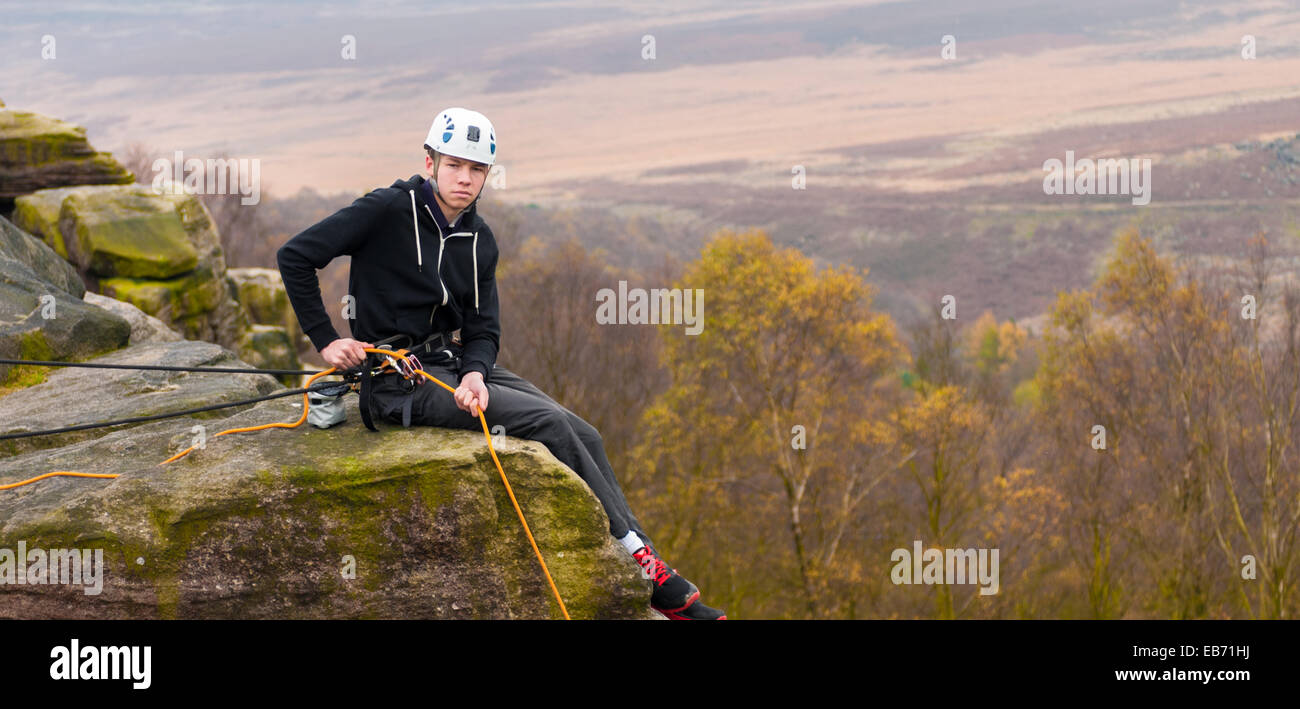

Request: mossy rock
left=161, top=190, right=223, bottom=258
left=228, top=267, right=303, bottom=345
left=11, top=188, right=79, bottom=260
left=0, top=328, right=57, bottom=392
left=0, top=389, right=656, bottom=619
left=15, top=184, right=247, bottom=350
left=0, top=110, right=94, bottom=165
left=60, top=186, right=199, bottom=279
left=100, top=266, right=228, bottom=326
left=0, top=109, right=133, bottom=204
left=228, top=268, right=289, bottom=324
left=0, top=257, right=129, bottom=388
left=0, top=213, right=83, bottom=296
left=237, top=324, right=301, bottom=383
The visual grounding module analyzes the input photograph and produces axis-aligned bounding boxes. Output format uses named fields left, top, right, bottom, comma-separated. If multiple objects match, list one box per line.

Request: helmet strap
left=428, top=149, right=486, bottom=208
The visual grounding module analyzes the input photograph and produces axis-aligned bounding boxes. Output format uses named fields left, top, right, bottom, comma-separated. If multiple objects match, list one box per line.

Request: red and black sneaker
left=632, top=544, right=698, bottom=612
left=659, top=598, right=727, bottom=620
left=632, top=544, right=727, bottom=619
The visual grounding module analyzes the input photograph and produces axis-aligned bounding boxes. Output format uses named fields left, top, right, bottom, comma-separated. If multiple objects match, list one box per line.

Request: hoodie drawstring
left=409, top=190, right=423, bottom=271
left=413, top=186, right=481, bottom=314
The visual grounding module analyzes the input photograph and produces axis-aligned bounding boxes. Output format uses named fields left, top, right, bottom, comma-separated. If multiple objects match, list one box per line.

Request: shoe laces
left=632, top=546, right=673, bottom=586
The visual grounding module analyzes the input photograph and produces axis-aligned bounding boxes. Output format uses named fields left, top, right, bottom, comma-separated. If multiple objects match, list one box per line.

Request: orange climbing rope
left=160, top=367, right=339, bottom=464
left=2, top=349, right=571, bottom=619
left=411, top=361, right=574, bottom=622
left=0, top=471, right=120, bottom=490
left=164, top=348, right=570, bottom=617
left=365, top=349, right=571, bottom=620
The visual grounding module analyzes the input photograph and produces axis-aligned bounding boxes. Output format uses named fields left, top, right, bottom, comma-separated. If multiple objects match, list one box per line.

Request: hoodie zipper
left=422, top=202, right=476, bottom=328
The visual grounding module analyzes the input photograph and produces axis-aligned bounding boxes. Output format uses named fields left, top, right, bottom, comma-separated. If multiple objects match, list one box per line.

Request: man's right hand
left=320, top=338, right=374, bottom=370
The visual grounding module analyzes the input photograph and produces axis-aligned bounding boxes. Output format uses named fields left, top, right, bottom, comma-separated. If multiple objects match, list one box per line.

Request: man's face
left=426, top=153, right=489, bottom=211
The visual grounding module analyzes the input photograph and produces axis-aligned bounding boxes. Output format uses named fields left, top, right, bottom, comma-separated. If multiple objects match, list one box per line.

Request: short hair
left=425, top=146, right=487, bottom=170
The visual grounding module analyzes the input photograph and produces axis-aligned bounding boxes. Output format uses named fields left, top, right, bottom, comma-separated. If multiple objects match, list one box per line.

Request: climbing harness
left=356, top=331, right=458, bottom=432
left=0, top=348, right=570, bottom=619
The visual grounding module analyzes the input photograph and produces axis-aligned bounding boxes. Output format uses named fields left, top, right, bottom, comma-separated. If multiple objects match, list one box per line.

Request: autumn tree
left=891, top=307, right=1052, bottom=619
left=1036, top=227, right=1300, bottom=618
left=495, top=234, right=667, bottom=476
left=630, top=228, right=903, bottom=619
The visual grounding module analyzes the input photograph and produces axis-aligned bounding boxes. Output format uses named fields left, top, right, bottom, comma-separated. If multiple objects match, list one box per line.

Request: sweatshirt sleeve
left=458, top=230, right=501, bottom=382
left=276, top=188, right=393, bottom=352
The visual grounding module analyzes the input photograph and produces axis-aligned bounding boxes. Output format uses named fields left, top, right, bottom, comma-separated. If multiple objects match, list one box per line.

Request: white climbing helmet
left=424, top=107, right=496, bottom=167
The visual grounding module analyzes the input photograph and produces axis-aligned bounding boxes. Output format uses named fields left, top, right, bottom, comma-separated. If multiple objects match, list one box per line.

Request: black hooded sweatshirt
left=276, top=174, right=500, bottom=382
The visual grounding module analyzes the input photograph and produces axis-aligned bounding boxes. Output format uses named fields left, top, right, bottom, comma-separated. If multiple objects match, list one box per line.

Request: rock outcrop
left=0, top=108, right=133, bottom=209
left=12, top=186, right=302, bottom=376
left=236, top=324, right=299, bottom=377
left=0, top=216, right=130, bottom=387
left=1, top=101, right=301, bottom=380
left=82, top=292, right=183, bottom=346
left=13, top=185, right=247, bottom=345
left=227, top=268, right=306, bottom=377
left=0, top=340, right=278, bottom=457
left=228, top=267, right=307, bottom=350
left=0, top=214, right=83, bottom=296
left=0, top=344, right=654, bottom=620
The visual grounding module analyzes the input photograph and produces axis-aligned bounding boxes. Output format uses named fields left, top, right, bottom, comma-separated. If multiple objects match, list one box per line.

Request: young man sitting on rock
left=276, top=107, right=725, bottom=620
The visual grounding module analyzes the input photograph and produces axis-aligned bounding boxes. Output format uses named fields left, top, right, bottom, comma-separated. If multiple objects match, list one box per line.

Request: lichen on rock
left=13, top=185, right=250, bottom=350
left=61, top=186, right=200, bottom=279
left=0, top=342, right=656, bottom=619
left=0, top=217, right=130, bottom=387
left=0, top=109, right=133, bottom=208
left=237, top=324, right=301, bottom=381
left=228, top=267, right=307, bottom=350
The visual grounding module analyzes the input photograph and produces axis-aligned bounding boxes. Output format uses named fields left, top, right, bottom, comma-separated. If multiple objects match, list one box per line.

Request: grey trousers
left=367, top=357, right=651, bottom=546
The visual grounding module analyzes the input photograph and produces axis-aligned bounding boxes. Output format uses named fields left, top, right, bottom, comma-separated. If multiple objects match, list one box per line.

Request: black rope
left=0, top=380, right=349, bottom=441
left=0, top=358, right=322, bottom=376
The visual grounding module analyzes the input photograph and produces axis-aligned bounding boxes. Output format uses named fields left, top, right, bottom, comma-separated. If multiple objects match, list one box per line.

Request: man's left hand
left=455, top=371, right=489, bottom=417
